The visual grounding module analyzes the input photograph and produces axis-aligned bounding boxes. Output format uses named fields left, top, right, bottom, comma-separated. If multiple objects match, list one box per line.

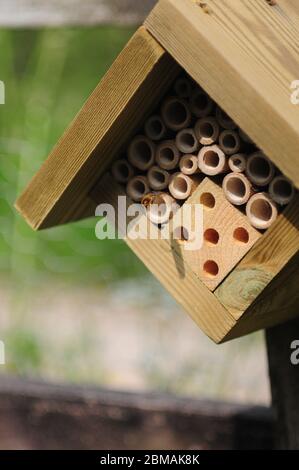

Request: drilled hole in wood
left=233, top=227, right=249, bottom=244
left=200, top=192, right=216, bottom=209
left=203, top=260, right=219, bottom=277
left=204, top=229, right=219, bottom=245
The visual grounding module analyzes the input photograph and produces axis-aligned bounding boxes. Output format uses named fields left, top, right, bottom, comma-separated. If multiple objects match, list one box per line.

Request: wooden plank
left=15, top=27, right=179, bottom=230
left=266, top=317, right=299, bottom=450
left=145, top=0, right=299, bottom=187
left=0, top=0, right=157, bottom=27
left=221, top=252, right=299, bottom=341
left=0, top=375, right=274, bottom=450
left=91, top=173, right=236, bottom=344
left=215, top=194, right=299, bottom=320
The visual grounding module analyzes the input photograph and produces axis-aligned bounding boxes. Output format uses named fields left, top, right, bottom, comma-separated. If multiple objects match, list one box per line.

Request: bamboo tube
left=111, top=159, right=134, bottom=184
left=222, top=173, right=254, bottom=206
left=269, top=176, right=295, bottom=206
left=174, top=76, right=193, bottom=98
left=161, top=97, right=191, bottom=131
left=142, top=192, right=177, bottom=225
left=147, top=166, right=170, bottom=191
left=228, top=153, right=247, bottom=173
left=144, top=115, right=167, bottom=142
left=246, top=192, right=278, bottom=230
left=156, top=140, right=180, bottom=170
left=126, top=175, right=150, bottom=202
left=179, top=154, right=199, bottom=175
left=219, top=130, right=241, bottom=156
left=246, top=152, right=275, bottom=187
left=239, top=128, right=254, bottom=145
left=128, top=135, right=156, bottom=171
left=198, top=145, right=228, bottom=176
left=215, top=106, right=237, bottom=130
left=194, top=117, right=220, bottom=145
left=175, top=128, right=199, bottom=154
left=190, top=88, right=214, bottom=118
left=169, top=172, right=200, bottom=200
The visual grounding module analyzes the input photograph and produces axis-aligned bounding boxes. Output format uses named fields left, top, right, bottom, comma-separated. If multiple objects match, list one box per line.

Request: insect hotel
left=15, top=0, right=299, bottom=344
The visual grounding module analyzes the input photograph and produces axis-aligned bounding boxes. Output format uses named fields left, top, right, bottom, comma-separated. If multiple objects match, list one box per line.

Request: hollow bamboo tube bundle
left=246, top=151, right=275, bottom=187
left=222, top=172, right=254, bottom=206
left=215, top=106, right=237, bottom=130
left=156, top=140, right=181, bottom=170
left=269, top=176, right=295, bottom=206
left=144, top=115, right=167, bottom=142
left=161, top=97, right=191, bottom=131
left=194, top=117, right=220, bottom=145
left=198, top=145, right=228, bottom=176
left=142, top=192, right=177, bottom=225
left=175, top=128, right=199, bottom=154
left=219, top=130, right=241, bottom=156
left=169, top=172, right=200, bottom=200
left=147, top=166, right=170, bottom=191
left=111, top=159, right=134, bottom=184
left=128, top=135, right=156, bottom=171
left=126, top=175, right=150, bottom=202
left=246, top=192, right=278, bottom=230
left=179, top=154, right=199, bottom=175
left=174, top=76, right=193, bottom=98
left=228, top=153, right=247, bottom=173
left=190, top=88, right=214, bottom=118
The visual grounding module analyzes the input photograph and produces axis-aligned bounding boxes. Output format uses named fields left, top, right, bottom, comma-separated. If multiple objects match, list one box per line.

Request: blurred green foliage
left=0, top=27, right=148, bottom=287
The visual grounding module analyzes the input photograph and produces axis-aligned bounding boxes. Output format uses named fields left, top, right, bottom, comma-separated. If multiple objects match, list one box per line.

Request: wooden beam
left=15, top=27, right=179, bottom=230
left=0, top=375, right=274, bottom=450
left=145, top=0, right=299, bottom=187
left=266, top=318, right=299, bottom=449
left=0, top=0, right=157, bottom=27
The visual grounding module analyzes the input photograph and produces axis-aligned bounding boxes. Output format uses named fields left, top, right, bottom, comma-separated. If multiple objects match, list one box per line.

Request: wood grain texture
left=91, top=173, right=236, bottom=344
left=215, top=193, right=299, bottom=320
left=221, top=252, right=299, bottom=342
left=173, top=177, right=261, bottom=291
left=15, top=27, right=179, bottom=230
left=145, top=0, right=299, bottom=187
left=0, top=0, right=157, bottom=27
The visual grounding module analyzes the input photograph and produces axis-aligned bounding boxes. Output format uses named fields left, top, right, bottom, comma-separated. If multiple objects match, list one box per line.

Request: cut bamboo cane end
left=194, top=116, right=220, bottom=145
left=228, top=153, right=247, bottom=173
left=161, top=97, right=191, bottom=131
left=223, top=172, right=253, bottom=206
left=198, top=145, right=228, bottom=176
left=126, top=175, right=150, bottom=202
left=175, top=128, right=199, bottom=154
left=128, top=135, right=156, bottom=171
left=169, top=172, right=200, bottom=200
left=144, top=115, right=167, bottom=142
left=147, top=166, right=170, bottom=191
left=246, top=152, right=275, bottom=187
left=179, top=154, right=199, bottom=175
left=246, top=192, right=278, bottom=230
left=219, top=130, right=241, bottom=156
left=174, top=76, right=194, bottom=98
left=269, top=176, right=295, bottom=206
left=156, top=140, right=181, bottom=170
left=142, top=192, right=177, bottom=225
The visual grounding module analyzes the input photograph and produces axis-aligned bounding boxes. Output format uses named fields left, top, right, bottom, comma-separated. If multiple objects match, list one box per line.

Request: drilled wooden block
left=174, top=178, right=262, bottom=291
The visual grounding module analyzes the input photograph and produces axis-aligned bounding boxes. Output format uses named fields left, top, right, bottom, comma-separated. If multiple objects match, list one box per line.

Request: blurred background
left=0, top=0, right=270, bottom=415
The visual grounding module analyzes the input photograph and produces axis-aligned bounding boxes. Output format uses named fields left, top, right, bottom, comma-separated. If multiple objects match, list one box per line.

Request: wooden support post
left=266, top=318, right=299, bottom=449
